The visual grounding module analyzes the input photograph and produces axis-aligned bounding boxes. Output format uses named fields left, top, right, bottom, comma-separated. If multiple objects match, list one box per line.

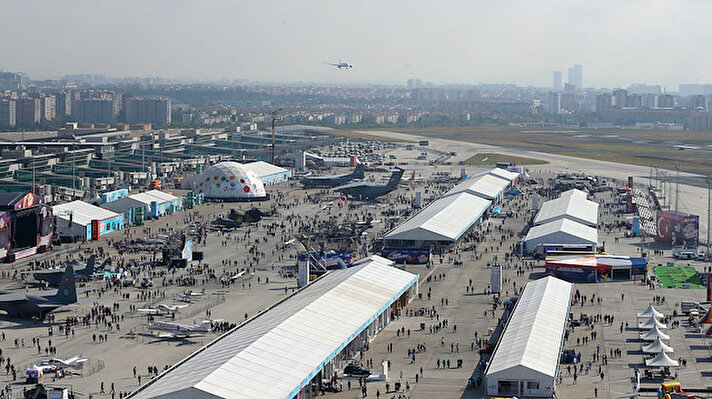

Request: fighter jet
left=332, top=167, right=404, bottom=200
left=137, top=303, right=190, bottom=315
left=301, top=163, right=365, bottom=188
left=325, top=59, right=353, bottom=69
left=0, top=265, right=77, bottom=319
left=32, top=255, right=109, bottom=287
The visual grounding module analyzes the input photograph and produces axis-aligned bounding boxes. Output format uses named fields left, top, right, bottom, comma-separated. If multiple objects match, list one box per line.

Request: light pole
left=271, top=108, right=283, bottom=165
left=707, top=175, right=711, bottom=260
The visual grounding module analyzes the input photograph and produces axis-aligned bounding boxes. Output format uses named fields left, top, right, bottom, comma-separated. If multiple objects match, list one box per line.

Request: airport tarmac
left=0, top=134, right=709, bottom=398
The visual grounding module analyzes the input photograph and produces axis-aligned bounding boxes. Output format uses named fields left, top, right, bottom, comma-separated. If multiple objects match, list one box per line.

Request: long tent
left=524, top=218, right=598, bottom=253
left=534, top=194, right=599, bottom=227
left=129, top=255, right=418, bottom=399
left=53, top=200, right=124, bottom=240
left=444, top=174, right=509, bottom=200
left=384, top=192, right=490, bottom=250
left=485, top=276, right=573, bottom=398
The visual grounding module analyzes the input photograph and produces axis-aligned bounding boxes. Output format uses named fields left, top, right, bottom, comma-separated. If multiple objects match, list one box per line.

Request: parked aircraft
left=333, top=168, right=404, bottom=200
left=0, top=265, right=77, bottom=318
left=177, top=288, right=205, bottom=300
left=147, top=320, right=212, bottom=338
left=301, top=163, right=365, bottom=188
left=42, top=355, right=87, bottom=370
left=138, top=304, right=190, bottom=315
left=325, top=59, right=353, bottom=69
left=32, top=255, right=110, bottom=286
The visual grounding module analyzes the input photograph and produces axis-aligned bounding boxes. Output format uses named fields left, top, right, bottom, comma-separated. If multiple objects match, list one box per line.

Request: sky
left=2, top=0, right=711, bottom=89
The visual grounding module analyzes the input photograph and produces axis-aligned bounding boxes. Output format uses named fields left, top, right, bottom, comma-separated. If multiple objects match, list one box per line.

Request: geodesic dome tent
left=184, top=162, right=267, bottom=200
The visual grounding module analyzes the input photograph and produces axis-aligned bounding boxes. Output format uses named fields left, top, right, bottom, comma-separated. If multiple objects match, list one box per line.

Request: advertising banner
left=656, top=210, right=699, bottom=246
left=380, top=249, right=431, bottom=265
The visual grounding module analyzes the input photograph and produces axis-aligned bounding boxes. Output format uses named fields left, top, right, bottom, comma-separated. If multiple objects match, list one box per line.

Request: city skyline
left=2, top=0, right=712, bottom=89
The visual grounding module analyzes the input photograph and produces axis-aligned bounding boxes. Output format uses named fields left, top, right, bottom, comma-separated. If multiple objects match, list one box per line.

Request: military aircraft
left=147, top=320, right=212, bottom=338
left=32, top=255, right=109, bottom=287
left=301, top=163, right=365, bottom=188
left=42, top=355, right=88, bottom=370
left=332, top=167, right=404, bottom=200
left=137, top=303, right=190, bottom=315
left=325, top=59, right=353, bottom=69
left=210, top=218, right=242, bottom=230
left=0, top=265, right=77, bottom=319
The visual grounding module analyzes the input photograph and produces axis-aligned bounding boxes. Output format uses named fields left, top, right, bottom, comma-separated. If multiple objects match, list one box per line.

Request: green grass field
left=654, top=266, right=705, bottom=289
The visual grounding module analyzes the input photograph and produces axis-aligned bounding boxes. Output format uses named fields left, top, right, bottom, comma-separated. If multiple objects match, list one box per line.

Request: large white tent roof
left=385, top=193, right=491, bottom=242
left=445, top=174, right=509, bottom=200
left=524, top=218, right=598, bottom=247
left=486, top=276, right=573, bottom=379
left=639, top=317, right=667, bottom=330
left=640, top=325, right=670, bottom=341
left=642, top=338, right=674, bottom=354
left=53, top=200, right=122, bottom=227
left=560, top=189, right=588, bottom=199
left=534, top=195, right=599, bottom=227
left=483, top=167, right=520, bottom=182
left=130, top=190, right=179, bottom=205
left=637, top=304, right=664, bottom=319
left=645, top=351, right=679, bottom=367
left=131, top=255, right=418, bottom=399
left=245, top=161, right=290, bottom=177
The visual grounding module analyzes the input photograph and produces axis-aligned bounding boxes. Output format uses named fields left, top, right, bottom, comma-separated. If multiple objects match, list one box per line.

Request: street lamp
left=271, top=108, right=283, bottom=165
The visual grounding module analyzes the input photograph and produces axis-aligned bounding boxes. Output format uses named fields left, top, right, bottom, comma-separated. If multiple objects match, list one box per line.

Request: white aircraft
left=325, top=59, right=353, bottom=69
left=177, top=288, right=205, bottom=300
left=147, top=320, right=212, bottom=338
left=137, top=303, right=189, bottom=315
left=42, top=355, right=88, bottom=370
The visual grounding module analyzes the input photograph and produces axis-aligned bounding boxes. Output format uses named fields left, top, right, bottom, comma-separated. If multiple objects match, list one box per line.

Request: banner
left=656, top=210, right=699, bottom=246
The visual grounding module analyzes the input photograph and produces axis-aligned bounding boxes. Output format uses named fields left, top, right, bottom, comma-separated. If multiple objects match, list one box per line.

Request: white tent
left=640, top=325, right=670, bottom=341
left=645, top=351, right=679, bottom=367
left=533, top=195, right=599, bottom=227
left=637, top=304, right=664, bottom=319
left=642, top=338, right=674, bottom=354
left=523, top=218, right=598, bottom=251
left=638, top=317, right=667, bottom=330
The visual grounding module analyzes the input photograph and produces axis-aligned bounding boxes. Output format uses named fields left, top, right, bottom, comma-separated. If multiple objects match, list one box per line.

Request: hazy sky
left=2, top=0, right=711, bottom=89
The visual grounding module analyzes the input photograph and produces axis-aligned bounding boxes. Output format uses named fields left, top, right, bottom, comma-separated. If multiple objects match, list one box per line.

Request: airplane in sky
left=147, top=320, right=212, bottom=338
left=301, top=163, right=365, bottom=188
left=0, top=265, right=77, bottom=319
left=325, top=59, right=353, bottom=69
left=138, top=303, right=190, bottom=315
left=32, top=255, right=110, bottom=286
left=42, top=355, right=88, bottom=370
left=332, top=167, right=404, bottom=200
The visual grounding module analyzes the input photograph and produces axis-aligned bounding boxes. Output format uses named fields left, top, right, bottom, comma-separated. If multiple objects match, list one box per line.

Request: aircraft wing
left=0, top=293, right=28, bottom=303
left=175, top=304, right=190, bottom=309
left=137, top=308, right=160, bottom=314
left=332, top=182, right=363, bottom=191
left=324, top=62, right=339, bottom=67
left=158, top=332, right=187, bottom=339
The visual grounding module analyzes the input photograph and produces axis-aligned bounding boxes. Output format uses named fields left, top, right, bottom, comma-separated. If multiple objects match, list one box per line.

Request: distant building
left=626, top=94, right=642, bottom=108
left=613, top=89, right=627, bottom=108
left=548, top=92, right=561, bottom=115
left=596, top=94, right=612, bottom=112
left=628, top=84, right=661, bottom=95
left=679, top=84, right=712, bottom=97
left=0, top=72, right=23, bottom=90
left=39, top=94, right=56, bottom=121
left=16, top=98, right=41, bottom=126
left=56, top=91, right=73, bottom=117
left=567, top=64, right=583, bottom=89
left=690, top=95, right=708, bottom=111
left=552, top=71, right=562, bottom=90
left=124, top=98, right=171, bottom=125
left=658, top=94, right=675, bottom=108
left=72, top=99, right=116, bottom=123
left=0, top=100, right=16, bottom=128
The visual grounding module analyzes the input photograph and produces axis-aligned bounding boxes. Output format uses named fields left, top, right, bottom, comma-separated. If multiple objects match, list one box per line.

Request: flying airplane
left=332, top=167, right=404, bottom=200
left=32, top=255, right=110, bottom=286
left=325, top=59, right=353, bottom=69
left=0, top=265, right=77, bottom=319
left=147, top=320, right=212, bottom=338
left=301, top=163, right=365, bottom=188
left=138, top=303, right=190, bottom=315
left=42, top=355, right=88, bottom=370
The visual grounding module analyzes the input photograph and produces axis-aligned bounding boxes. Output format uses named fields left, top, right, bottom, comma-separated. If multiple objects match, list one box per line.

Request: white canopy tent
left=444, top=174, right=509, bottom=200
left=638, top=317, right=667, bottom=330
left=533, top=195, right=599, bottom=227
left=637, top=304, right=664, bottom=319
left=642, top=338, right=674, bottom=354
left=645, top=351, right=679, bottom=367
left=640, top=325, right=670, bottom=341
left=523, top=218, right=598, bottom=252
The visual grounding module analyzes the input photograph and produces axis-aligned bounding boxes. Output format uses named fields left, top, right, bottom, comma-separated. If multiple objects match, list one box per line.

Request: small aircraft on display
left=42, top=355, right=88, bottom=370
left=325, top=59, right=353, bottom=69
left=32, top=255, right=110, bottom=286
left=333, top=167, right=404, bottom=200
left=147, top=320, right=212, bottom=339
left=137, top=303, right=190, bottom=315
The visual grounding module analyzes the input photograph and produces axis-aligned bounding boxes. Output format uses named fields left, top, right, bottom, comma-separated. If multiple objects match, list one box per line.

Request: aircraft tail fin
left=386, top=168, right=404, bottom=188
left=97, top=257, right=111, bottom=271
left=54, top=265, right=77, bottom=304
left=352, top=163, right=365, bottom=179
left=83, top=255, right=96, bottom=275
